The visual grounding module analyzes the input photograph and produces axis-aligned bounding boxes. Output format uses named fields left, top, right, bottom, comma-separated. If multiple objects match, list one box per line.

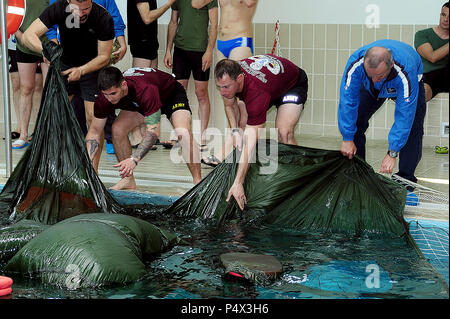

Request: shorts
left=130, top=40, right=159, bottom=61
left=155, top=81, right=191, bottom=120
left=15, top=49, right=43, bottom=74
left=61, top=62, right=99, bottom=102
left=217, top=37, right=254, bottom=59
left=274, top=67, right=308, bottom=108
left=8, top=49, right=18, bottom=73
left=172, top=46, right=210, bottom=81
left=423, top=64, right=449, bottom=98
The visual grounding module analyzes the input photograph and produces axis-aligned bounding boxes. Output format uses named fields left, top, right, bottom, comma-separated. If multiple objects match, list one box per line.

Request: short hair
left=98, top=66, right=124, bottom=91
left=364, top=47, right=393, bottom=69
left=214, top=59, right=243, bottom=80
left=443, top=2, right=449, bottom=8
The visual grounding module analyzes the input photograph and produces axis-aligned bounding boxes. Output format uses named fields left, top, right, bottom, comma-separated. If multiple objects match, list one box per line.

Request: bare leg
left=111, top=111, right=146, bottom=190
left=170, top=110, right=202, bottom=184
left=10, top=72, right=21, bottom=133
left=424, top=83, right=433, bottom=102
left=275, top=104, right=303, bottom=145
left=15, top=62, right=37, bottom=146
left=194, top=80, right=211, bottom=146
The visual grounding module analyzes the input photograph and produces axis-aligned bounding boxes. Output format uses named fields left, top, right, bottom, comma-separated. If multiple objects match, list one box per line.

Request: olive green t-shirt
left=17, top=0, right=49, bottom=57
left=414, top=27, right=449, bottom=73
left=172, top=0, right=217, bottom=52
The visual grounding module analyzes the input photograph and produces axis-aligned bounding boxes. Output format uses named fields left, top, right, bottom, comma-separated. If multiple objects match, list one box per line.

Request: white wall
left=117, top=0, right=443, bottom=25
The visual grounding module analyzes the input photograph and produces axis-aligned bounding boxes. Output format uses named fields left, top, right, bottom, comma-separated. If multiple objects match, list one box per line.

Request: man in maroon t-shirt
left=215, top=54, right=308, bottom=210
left=86, top=66, right=201, bottom=190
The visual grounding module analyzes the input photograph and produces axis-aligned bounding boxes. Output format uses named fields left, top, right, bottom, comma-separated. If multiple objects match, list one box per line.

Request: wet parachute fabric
left=5, top=213, right=182, bottom=288
left=0, top=41, right=128, bottom=224
left=166, top=140, right=420, bottom=253
left=0, top=41, right=179, bottom=287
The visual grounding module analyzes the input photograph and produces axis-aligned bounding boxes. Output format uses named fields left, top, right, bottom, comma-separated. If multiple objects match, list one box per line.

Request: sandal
left=201, top=155, right=221, bottom=168
left=12, top=139, right=29, bottom=150
left=435, top=146, right=448, bottom=154
left=131, top=143, right=157, bottom=150
left=199, top=144, right=209, bottom=152
left=161, top=140, right=180, bottom=149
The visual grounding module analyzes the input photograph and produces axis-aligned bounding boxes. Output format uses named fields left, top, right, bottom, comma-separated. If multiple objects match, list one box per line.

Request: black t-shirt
left=40, top=0, right=114, bottom=67
left=127, top=0, right=158, bottom=45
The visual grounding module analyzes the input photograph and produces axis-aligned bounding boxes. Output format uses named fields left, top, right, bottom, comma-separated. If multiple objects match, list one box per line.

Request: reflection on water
left=4, top=215, right=449, bottom=299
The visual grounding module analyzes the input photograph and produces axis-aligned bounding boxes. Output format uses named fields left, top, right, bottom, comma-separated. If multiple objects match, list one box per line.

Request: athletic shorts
left=15, top=49, right=43, bottom=74
left=423, top=64, right=449, bottom=98
left=156, top=81, right=192, bottom=120
left=172, top=46, right=210, bottom=81
left=61, top=62, right=99, bottom=102
left=8, top=49, right=18, bottom=73
left=274, top=67, right=308, bottom=108
left=130, top=40, right=159, bottom=61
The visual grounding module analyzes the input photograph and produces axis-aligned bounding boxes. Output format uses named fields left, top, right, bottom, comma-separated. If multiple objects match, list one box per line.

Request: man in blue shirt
left=338, top=39, right=427, bottom=187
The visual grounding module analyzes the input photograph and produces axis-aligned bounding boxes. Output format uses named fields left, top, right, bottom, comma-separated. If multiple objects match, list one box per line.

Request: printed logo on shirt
left=282, top=95, right=299, bottom=103
left=172, top=103, right=185, bottom=110
left=386, top=87, right=397, bottom=94
left=239, top=55, right=285, bottom=83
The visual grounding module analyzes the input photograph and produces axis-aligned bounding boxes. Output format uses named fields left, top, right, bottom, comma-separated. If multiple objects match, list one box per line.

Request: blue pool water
left=1, top=188, right=448, bottom=299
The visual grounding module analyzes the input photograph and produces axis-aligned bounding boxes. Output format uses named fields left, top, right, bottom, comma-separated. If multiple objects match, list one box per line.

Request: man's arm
left=136, top=0, right=175, bottom=25
left=191, top=0, right=214, bottom=9
left=226, top=123, right=264, bottom=210
left=416, top=42, right=449, bottom=64
left=86, top=117, right=107, bottom=162
left=62, top=39, right=113, bottom=82
left=114, top=125, right=159, bottom=178
left=22, top=19, right=49, bottom=54
left=202, top=6, right=218, bottom=72
left=164, top=9, right=179, bottom=69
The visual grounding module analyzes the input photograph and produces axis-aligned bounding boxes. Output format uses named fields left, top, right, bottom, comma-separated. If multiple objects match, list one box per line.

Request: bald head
left=363, top=46, right=394, bottom=82
left=364, top=47, right=393, bottom=69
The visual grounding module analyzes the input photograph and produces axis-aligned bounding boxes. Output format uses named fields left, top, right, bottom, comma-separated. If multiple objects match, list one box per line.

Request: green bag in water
left=5, top=213, right=182, bottom=288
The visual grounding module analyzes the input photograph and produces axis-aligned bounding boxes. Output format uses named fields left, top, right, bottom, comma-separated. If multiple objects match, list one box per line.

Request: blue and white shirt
left=338, top=39, right=423, bottom=152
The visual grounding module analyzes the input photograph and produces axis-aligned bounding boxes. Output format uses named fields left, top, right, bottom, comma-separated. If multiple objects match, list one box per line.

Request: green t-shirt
left=172, top=0, right=218, bottom=52
left=17, top=0, right=49, bottom=57
left=414, top=27, right=449, bottom=73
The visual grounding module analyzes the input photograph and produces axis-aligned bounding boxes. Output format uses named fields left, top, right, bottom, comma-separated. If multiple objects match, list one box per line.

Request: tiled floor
left=1, top=126, right=448, bottom=221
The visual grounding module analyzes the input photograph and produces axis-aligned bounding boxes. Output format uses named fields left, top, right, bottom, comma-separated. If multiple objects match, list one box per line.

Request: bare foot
left=110, top=176, right=137, bottom=190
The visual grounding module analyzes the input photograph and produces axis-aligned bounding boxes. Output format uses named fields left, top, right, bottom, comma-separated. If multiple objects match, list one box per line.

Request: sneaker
left=106, top=141, right=115, bottom=154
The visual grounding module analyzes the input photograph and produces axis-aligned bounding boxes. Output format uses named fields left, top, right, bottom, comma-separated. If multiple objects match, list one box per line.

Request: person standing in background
left=164, top=0, right=218, bottom=152
left=12, top=0, right=49, bottom=150
left=126, top=0, right=176, bottom=148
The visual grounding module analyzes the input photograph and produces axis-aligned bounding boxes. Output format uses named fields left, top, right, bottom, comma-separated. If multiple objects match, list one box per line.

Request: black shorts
left=160, top=81, right=192, bottom=120
left=423, top=64, right=449, bottom=98
left=274, top=67, right=308, bottom=108
left=130, top=40, right=159, bottom=61
left=8, top=49, right=18, bottom=73
left=61, top=62, right=99, bottom=102
left=15, top=49, right=43, bottom=74
left=172, top=46, right=210, bottom=81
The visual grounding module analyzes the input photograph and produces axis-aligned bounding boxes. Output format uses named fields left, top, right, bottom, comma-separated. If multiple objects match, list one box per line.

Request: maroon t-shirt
left=94, top=68, right=177, bottom=118
left=237, top=54, right=300, bottom=126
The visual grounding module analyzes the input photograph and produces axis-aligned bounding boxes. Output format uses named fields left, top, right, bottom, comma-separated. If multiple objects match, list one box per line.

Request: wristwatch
left=387, top=150, right=398, bottom=158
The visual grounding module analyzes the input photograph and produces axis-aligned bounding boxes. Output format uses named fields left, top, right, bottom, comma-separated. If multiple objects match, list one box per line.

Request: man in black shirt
left=22, top=0, right=114, bottom=168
